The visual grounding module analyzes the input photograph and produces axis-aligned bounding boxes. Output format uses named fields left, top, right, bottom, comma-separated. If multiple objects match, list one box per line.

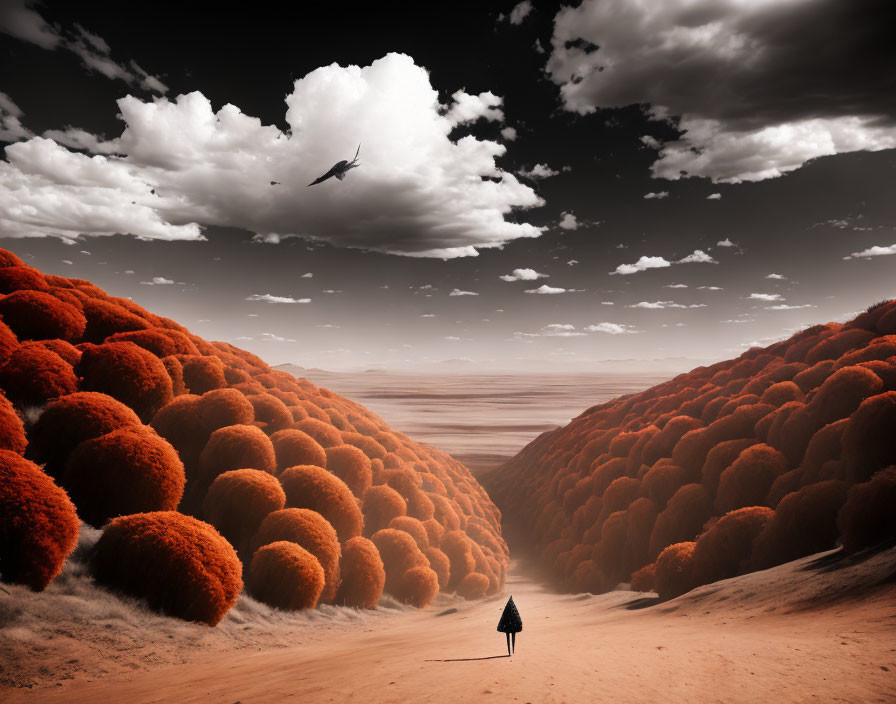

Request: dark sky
left=1, top=0, right=895, bottom=371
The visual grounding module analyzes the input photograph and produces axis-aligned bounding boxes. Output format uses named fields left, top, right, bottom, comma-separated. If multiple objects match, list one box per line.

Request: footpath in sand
left=5, top=546, right=896, bottom=704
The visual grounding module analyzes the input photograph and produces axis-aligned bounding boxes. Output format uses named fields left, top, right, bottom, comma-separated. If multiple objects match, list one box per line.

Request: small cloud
left=706, top=193, right=722, bottom=200
left=640, top=135, right=661, bottom=149
left=567, top=259, right=579, bottom=266
left=747, top=293, right=783, bottom=302
left=418, top=284, right=434, bottom=290
left=533, top=38, right=546, bottom=54
left=61, top=259, right=72, bottom=265
left=610, top=255, right=671, bottom=275
left=628, top=301, right=706, bottom=309
left=558, top=212, right=578, bottom=230
left=300, top=272, right=313, bottom=278
left=643, top=191, right=669, bottom=200
left=677, top=249, right=717, bottom=264
left=765, top=273, right=786, bottom=280
left=123, top=270, right=135, bottom=274
left=584, top=322, right=639, bottom=335
left=697, top=285, right=723, bottom=291
left=717, top=238, right=737, bottom=247
left=542, top=323, right=585, bottom=337
left=765, top=304, right=815, bottom=310
left=525, top=284, right=567, bottom=295
left=231, top=332, right=296, bottom=343
left=500, top=268, right=548, bottom=282
left=444, top=335, right=461, bottom=341
left=449, top=288, right=478, bottom=296
left=500, top=126, right=517, bottom=141
left=665, top=283, right=688, bottom=289
left=506, top=0, right=532, bottom=24
left=140, top=276, right=174, bottom=285
left=246, top=293, right=310, bottom=304
left=421, top=313, right=436, bottom=318
left=518, top=163, right=560, bottom=180
left=849, top=244, right=896, bottom=258
left=600, top=301, right=614, bottom=305
left=722, top=318, right=753, bottom=324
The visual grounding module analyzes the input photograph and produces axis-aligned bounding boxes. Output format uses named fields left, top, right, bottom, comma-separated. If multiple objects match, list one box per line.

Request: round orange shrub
left=0, top=248, right=24, bottom=267
left=161, top=355, right=186, bottom=395
left=700, top=438, right=758, bottom=497
left=0, top=391, right=26, bottom=454
left=248, top=541, right=325, bottom=611
left=440, top=530, right=476, bottom=591
left=336, top=536, right=385, bottom=608
left=27, top=391, right=142, bottom=478
left=199, top=424, right=276, bottom=482
left=247, top=394, right=292, bottom=432
left=341, top=431, right=387, bottom=459
left=716, top=444, right=787, bottom=513
left=648, top=484, right=713, bottom=561
left=76, top=341, right=174, bottom=421
left=0, top=450, right=79, bottom=591
left=80, top=298, right=151, bottom=343
left=370, top=528, right=430, bottom=594
left=279, top=464, right=362, bottom=542
left=808, top=366, right=883, bottom=426
left=760, top=381, right=803, bottom=406
left=570, top=560, right=606, bottom=594
left=0, top=342, right=78, bottom=406
left=64, top=428, right=185, bottom=527
left=799, top=419, right=847, bottom=485
left=456, top=571, right=489, bottom=601
left=294, top=418, right=343, bottom=448
left=429, top=493, right=461, bottom=531
left=422, top=518, right=446, bottom=547
left=805, top=329, right=874, bottom=365
left=363, top=485, right=407, bottom=537
left=423, top=546, right=451, bottom=589
left=766, top=469, right=803, bottom=507
left=405, top=487, right=436, bottom=521
left=149, top=394, right=208, bottom=470
left=641, top=415, right=702, bottom=466
left=197, top=388, right=255, bottom=432
left=270, top=429, right=327, bottom=473
left=0, top=290, right=86, bottom=342
left=394, top=565, right=440, bottom=607
left=653, top=542, right=696, bottom=600
left=389, top=516, right=429, bottom=550
left=840, top=392, right=896, bottom=483
left=325, top=444, right=372, bottom=498
left=105, top=329, right=196, bottom=358
left=0, top=265, right=49, bottom=293
left=0, top=319, right=18, bottom=358
left=203, top=468, right=286, bottom=552
left=90, top=511, right=242, bottom=625
left=252, top=508, right=341, bottom=603
left=751, top=480, right=849, bottom=569
left=630, top=563, right=656, bottom=592
left=691, top=507, right=773, bottom=587
left=836, top=467, right=896, bottom=553
left=641, top=464, right=688, bottom=507
left=179, top=355, right=227, bottom=394
left=624, top=497, right=658, bottom=568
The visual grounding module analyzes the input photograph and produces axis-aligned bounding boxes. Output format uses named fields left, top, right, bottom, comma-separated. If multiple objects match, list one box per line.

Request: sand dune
left=5, top=544, right=894, bottom=703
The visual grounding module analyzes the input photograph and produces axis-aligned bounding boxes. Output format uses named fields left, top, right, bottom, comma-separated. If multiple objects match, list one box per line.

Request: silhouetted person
left=497, top=595, right=522, bottom=655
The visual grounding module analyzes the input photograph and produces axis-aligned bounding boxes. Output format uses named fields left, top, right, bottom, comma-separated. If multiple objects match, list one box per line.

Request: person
left=497, top=595, right=522, bottom=655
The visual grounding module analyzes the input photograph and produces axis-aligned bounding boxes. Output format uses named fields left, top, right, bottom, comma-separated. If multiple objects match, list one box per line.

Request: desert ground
left=275, top=368, right=671, bottom=473
left=4, top=541, right=895, bottom=704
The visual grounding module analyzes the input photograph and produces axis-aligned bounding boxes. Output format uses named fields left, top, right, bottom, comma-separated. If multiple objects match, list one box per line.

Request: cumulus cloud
left=765, top=304, right=815, bottom=310
left=610, top=255, right=671, bottom=275
left=300, top=272, right=313, bottom=278
left=41, top=127, right=120, bottom=154
left=665, top=283, right=687, bottom=289
left=449, top=288, right=478, bottom=296
left=518, top=163, right=560, bottom=180
left=505, top=1, right=533, bottom=25
left=848, top=244, right=896, bottom=258
left=500, top=268, right=547, bottom=282
left=766, top=273, right=786, bottom=279
left=246, top=294, right=311, bottom=304
left=717, top=238, right=736, bottom=247
left=501, top=126, right=518, bottom=141
left=443, top=90, right=504, bottom=126
left=542, top=323, right=585, bottom=337
left=525, top=284, right=568, bottom=295
left=748, top=293, right=783, bottom=302
left=698, top=286, right=723, bottom=291
left=643, top=191, right=668, bottom=200
left=0, top=3, right=167, bottom=94
left=707, top=193, right=722, bottom=200
left=140, top=276, right=174, bottom=285
left=584, top=322, right=639, bottom=334
left=0, top=92, right=32, bottom=142
left=628, top=301, right=706, bottom=309
left=0, top=54, right=543, bottom=257
left=232, top=332, right=297, bottom=343
left=547, top=0, right=896, bottom=182
left=558, top=212, right=578, bottom=230
left=677, top=249, right=717, bottom=264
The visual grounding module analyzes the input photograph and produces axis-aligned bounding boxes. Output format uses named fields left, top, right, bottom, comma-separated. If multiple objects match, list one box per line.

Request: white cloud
left=444, top=336, right=461, bottom=341
left=0, top=92, right=32, bottom=142
left=525, top=284, right=567, bottom=295
left=546, top=0, right=896, bottom=182
left=665, top=283, right=688, bottom=289
left=765, top=273, right=786, bottom=279
left=558, top=212, right=578, bottom=230
left=600, top=301, right=614, bottom=305
left=61, top=259, right=72, bottom=265
left=567, top=259, right=579, bottom=266
left=584, top=322, right=639, bottom=335
left=717, top=238, right=736, bottom=247
left=421, top=313, right=435, bottom=317
left=518, top=163, right=560, bottom=180
left=0, top=54, right=543, bottom=257
left=628, top=301, right=706, bottom=309
left=640, top=135, right=661, bottom=149
left=610, top=255, right=671, bottom=275
left=443, top=90, right=504, bottom=126
left=765, top=304, right=815, bottom=310
left=698, top=286, right=723, bottom=291
left=707, top=193, right=722, bottom=200
left=0, top=0, right=60, bottom=49
left=508, top=1, right=533, bottom=25
left=501, top=126, right=518, bottom=141
left=500, top=268, right=547, bottom=282
left=542, top=323, right=585, bottom=337
left=849, top=244, right=896, bottom=258
left=140, top=276, right=174, bottom=285
left=246, top=293, right=311, bottom=304
left=643, top=191, right=668, bottom=200
left=748, top=293, right=783, bottom=302
left=677, top=249, right=717, bottom=264
left=231, top=332, right=296, bottom=343
left=449, top=288, right=478, bottom=296
left=300, top=272, right=313, bottom=278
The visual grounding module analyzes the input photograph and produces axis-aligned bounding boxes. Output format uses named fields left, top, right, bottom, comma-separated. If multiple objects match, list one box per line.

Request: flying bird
left=308, top=144, right=361, bottom=186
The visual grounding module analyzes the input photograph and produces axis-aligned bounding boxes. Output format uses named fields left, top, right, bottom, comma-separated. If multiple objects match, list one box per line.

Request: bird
left=308, top=144, right=361, bottom=186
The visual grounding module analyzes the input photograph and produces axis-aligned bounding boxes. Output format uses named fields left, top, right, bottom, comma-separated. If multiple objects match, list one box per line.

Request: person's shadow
left=426, top=654, right=511, bottom=662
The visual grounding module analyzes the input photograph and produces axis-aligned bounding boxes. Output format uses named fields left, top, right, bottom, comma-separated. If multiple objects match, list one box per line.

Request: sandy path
left=6, top=549, right=896, bottom=704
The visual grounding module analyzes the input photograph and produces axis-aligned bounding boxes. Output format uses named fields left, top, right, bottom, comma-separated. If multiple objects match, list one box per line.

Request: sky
left=1, top=0, right=895, bottom=372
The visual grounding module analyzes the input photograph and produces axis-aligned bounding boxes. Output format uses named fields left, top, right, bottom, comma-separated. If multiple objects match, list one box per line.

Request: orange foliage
left=0, top=290, right=86, bottom=342
left=248, top=541, right=325, bottom=611
left=270, top=428, right=327, bottom=473
left=362, top=485, right=407, bottom=537
left=0, top=342, right=78, bottom=406
left=336, top=536, right=385, bottom=608
left=653, top=542, right=696, bottom=600
left=279, top=464, right=362, bottom=542
left=691, top=507, right=772, bottom=587
left=199, top=424, right=276, bottom=482
left=370, top=528, right=430, bottom=595
left=837, top=467, right=896, bottom=553
left=325, top=444, right=373, bottom=498
left=203, top=468, right=286, bottom=552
